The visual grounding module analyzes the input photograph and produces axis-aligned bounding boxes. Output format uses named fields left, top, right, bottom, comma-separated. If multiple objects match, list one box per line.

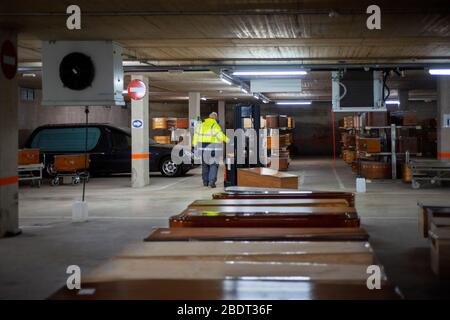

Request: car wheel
left=160, top=157, right=182, bottom=177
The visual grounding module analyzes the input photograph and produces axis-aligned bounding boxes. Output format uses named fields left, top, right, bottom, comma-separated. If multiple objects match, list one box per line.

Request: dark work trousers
left=199, top=143, right=222, bottom=185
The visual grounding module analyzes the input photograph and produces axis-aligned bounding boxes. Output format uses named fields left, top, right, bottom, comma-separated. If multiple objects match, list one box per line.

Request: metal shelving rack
left=360, top=124, right=422, bottom=179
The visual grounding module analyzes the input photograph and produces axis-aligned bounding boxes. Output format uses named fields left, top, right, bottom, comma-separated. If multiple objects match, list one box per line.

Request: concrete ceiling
left=5, top=0, right=447, bottom=102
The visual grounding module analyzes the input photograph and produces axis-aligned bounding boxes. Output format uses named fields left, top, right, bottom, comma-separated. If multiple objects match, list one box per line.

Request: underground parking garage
left=1, top=0, right=450, bottom=309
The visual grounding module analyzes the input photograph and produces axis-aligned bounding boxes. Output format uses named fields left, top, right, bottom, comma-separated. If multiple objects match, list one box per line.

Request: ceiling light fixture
left=22, top=73, right=36, bottom=77
left=201, top=97, right=207, bottom=101
left=429, top=68, right=450, bottom=75
left=233, top=70, right=307, bottom=76
left=220, top=76, right=233, bottom=85
left=385, top=100, right=400, bottom=105
left=241, top=87, right=249, bottom=94
left=276, top=101, right=312, bottom=105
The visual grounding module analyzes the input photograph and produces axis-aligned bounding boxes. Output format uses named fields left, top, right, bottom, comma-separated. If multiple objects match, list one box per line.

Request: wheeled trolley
left=409, top=160, right=450, bottom=189
left=49, top=154, right=90, bottom=186
left=18, top=149, right=44, bottom=187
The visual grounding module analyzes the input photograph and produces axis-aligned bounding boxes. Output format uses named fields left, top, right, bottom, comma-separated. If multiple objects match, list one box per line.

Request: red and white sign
left=127, top=79, right=147, bottom=101
left=1, top=40, right=17, bottom=80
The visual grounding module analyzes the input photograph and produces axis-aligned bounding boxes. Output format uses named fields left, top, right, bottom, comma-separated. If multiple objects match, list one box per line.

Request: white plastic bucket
left=72, top=201, right=88, bottom=222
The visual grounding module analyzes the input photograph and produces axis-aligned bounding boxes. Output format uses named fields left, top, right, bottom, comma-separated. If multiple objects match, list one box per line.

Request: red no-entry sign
left=127, top=79, right=147, bottom=101
left=1, top=40, right=17, bottom=80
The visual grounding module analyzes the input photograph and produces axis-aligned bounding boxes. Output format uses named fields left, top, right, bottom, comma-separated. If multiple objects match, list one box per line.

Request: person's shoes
left=203, top=182, right=209, bottom=187
left=209, top=183, right=216, bottom=188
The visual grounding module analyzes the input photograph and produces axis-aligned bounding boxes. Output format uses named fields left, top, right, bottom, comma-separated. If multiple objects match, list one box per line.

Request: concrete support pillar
left=437, top=77, right=450, bottom=161
left=131, top=75, right=150, bottom=187
left=188, top=92, right=201, bottom=128
left=399, top=89, right=409, bottom=110
left=218, top=100, right=226, bottom=130
left=0, top=30, right=19, bottom=237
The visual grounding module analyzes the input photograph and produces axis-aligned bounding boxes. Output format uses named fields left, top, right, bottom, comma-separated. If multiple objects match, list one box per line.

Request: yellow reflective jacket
left=192, top=118, right=229, bottom=146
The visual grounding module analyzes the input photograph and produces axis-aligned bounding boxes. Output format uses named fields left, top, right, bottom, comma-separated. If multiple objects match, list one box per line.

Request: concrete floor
left=1, top=157, right=449, bottom=299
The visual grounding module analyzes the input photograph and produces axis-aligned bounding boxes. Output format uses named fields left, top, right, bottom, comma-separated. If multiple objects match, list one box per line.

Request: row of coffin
left=418, top=203, right=450, bottom=277
left=50, top=190, right=402, bottom=300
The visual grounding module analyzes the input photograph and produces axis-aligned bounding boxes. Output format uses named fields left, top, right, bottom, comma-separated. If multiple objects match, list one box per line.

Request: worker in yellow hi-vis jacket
left=192, top=112, right=229, bottom=188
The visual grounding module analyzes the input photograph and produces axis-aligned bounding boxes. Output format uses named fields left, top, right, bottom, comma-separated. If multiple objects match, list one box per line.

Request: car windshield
left=31, top=127, right=101, bottom=152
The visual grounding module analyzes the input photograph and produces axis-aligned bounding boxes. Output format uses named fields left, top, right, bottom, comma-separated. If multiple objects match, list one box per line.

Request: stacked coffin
left=50, top=189, right=401, bottom=300
left=418, top=203, right=450, bottom=278
left=265, top=114, right=294, bottom=171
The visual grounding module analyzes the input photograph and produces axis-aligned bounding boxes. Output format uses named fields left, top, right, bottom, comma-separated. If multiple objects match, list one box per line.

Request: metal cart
left=18, top=149, right=44, bottom=187
left=409, top=159, right=450, bottom=189
left=49, top=154, right=90, bottom=186
left=18, top=162, right=44, bottom=187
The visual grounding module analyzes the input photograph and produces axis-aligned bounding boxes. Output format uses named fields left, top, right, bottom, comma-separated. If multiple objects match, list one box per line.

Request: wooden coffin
left=188, top=198, right=350, bottom=208
left=18, top=148, right=40, bottom=165
left=360, top=161, right=390, bottom=179
left=153, top=135, right=171, bottom=144
left=343, top=150, right=356, bottom=164
left=265, top=115, right=279, bottom=128
left=390, top=111, right=417, bottom=126
left=114, top=241, right=375, bottom=265
left=169, top=207, right=360, bottom=228
left=341, top=133, right=356, bottom=147
left=418, top=204, right=450, bottom=238
left=268, top=157, right=289, bottom=171
left=397, top=136, right=418, bottom=153
left=267, top=134, right=290, bottom=149
left=152, top=117, right=168, bottom=129
left=166, top=117, right=177, bottom=128
left=362, top=112, right=388, bottom=127
left=429, top=229, right=450, bottom=277
left=49, top=279, right=401, bottom=300
left=237, top=168, right=298, bottom=189
left=144, top=227, right=369, bottom=242
left=53, top=154, right=89, bottom=171
left=279, top=115, right=288, bottom=128
left=176, top=118, right=189, bottom=129
left=402, top=163, right=412, bottom=183
left=212, top=190, right=355, bottom=207
left=287, top=116, right=294, bottom=128
left=81, top=259, right=372, bottom=283
left=359, top=138, right=381, bottom=153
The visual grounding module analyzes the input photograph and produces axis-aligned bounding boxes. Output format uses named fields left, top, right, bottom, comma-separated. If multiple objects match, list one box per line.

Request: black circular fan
left=59, top=52, right=95, bottom=90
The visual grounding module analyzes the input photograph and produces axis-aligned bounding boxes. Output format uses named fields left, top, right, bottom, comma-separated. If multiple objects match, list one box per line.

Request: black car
left=25, top=124, right=195, bottom=177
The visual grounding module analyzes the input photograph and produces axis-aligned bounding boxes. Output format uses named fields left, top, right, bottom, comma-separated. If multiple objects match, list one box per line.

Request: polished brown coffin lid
left=144, top=227, right=369, bottom=242
left=212, top=190, right=355, bottom=206
left=176, top=206, right=358, bottom=217
left=49, top=279, right=402, bottom=300
left=188, top=198, right=349, bottom=208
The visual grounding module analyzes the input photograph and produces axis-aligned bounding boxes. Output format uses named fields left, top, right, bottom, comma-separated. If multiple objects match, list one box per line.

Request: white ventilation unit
left=332, top=70, right=386, bottom=112
left=42, top=41, right=125, bottom=106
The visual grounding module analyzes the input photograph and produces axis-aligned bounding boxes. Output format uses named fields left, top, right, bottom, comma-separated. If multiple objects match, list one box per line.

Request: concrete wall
left=18, top=89, right=131, bottom=147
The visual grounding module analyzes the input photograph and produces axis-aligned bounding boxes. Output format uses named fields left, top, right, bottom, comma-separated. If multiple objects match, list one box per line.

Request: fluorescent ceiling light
left=429, top=69, right=450, bottom=75
left=233, top=70, right=307, bottom=76
left=253, top=94, right=260, bottom=100
left=220, top=76, right=233, bottom=85
left=262, top=99, right=269, bottom=104
left=276, top=101, right=312, bottom=105
left=22, top=73, right=36, bottom=77
left=241, top=87, right=249, bottom=94
left=386, top=100, right=400, bottom=105
left=201, top=97, right=207, bottom=101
